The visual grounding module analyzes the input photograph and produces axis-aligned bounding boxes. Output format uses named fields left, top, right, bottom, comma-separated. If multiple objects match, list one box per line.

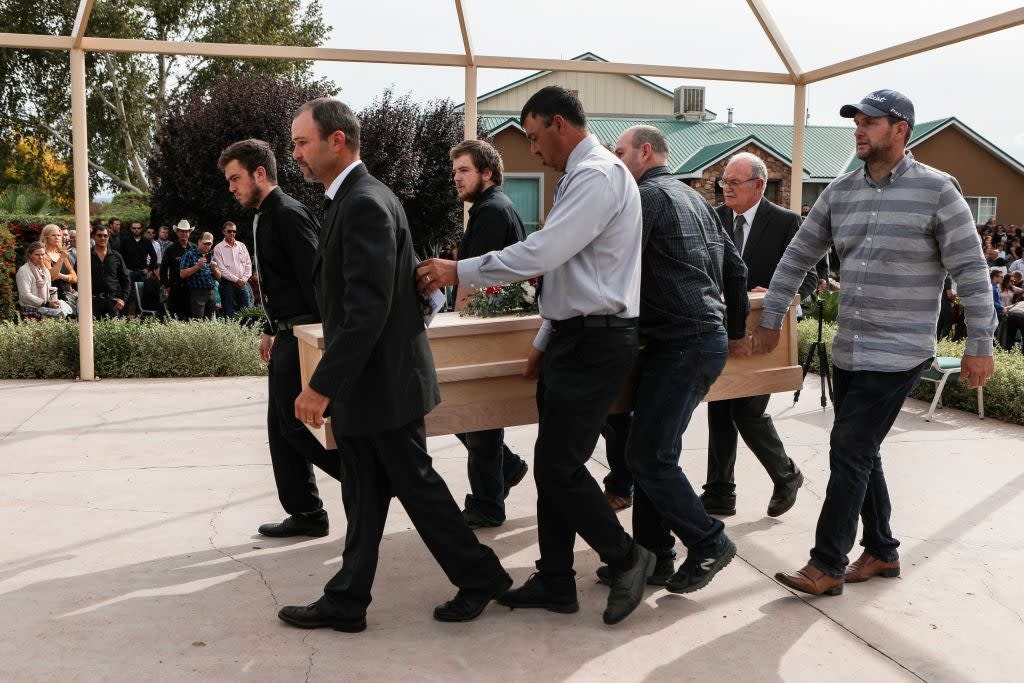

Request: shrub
left=0, top=223, right=17, bottom=321
left=0, top=317, right=266, bottom=379
left=795, top=318, right=1024, bottom=425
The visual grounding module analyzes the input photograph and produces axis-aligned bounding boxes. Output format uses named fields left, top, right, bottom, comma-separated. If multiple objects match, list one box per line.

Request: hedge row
left=796, top=318, right=1024, bottom=426
left=0, top=317, right=266, bottom=379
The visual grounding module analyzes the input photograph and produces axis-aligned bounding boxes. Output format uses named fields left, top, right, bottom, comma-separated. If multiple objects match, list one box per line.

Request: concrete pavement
left=1, top=375, right=1021, bottom=682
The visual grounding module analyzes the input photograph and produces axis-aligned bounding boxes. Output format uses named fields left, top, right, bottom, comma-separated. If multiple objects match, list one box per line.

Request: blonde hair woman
left=40, top=223, right=78, bottom=308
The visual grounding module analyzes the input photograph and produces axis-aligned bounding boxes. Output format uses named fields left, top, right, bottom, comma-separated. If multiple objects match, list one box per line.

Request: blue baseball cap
left=840, top=89, right=915, bottom=128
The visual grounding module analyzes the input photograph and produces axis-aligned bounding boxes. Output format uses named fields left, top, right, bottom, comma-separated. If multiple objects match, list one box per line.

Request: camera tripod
left=794, top=297, right=834, bottom=409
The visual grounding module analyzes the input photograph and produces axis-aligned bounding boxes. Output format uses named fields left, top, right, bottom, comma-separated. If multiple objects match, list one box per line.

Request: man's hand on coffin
left=295, top=386, right=329, bottom=428
left=415, top=258, right=458, bottom=295
left=751, top=326, right=781, bottom=354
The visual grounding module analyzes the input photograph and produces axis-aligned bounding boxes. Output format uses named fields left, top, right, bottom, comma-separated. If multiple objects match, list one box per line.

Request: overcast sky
left=311, top=0, right=1024, bottom=163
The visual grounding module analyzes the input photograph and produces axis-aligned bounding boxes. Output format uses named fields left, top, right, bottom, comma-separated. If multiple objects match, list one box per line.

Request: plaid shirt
left=179, top=247, right=217, bottom=289
left=637, top=166, right=749, bottom=342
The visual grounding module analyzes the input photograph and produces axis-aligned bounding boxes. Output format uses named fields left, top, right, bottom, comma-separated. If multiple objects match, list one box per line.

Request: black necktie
left=322, top=194, right=333, bottom=213
left=734, top=214, right=747, bottom=256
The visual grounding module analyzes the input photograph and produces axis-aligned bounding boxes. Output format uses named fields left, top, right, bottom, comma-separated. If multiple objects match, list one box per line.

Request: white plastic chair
left=921, top=357, right=984, bottom=421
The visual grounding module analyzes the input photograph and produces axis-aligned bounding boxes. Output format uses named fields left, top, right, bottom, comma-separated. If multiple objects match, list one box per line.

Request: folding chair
left=135, top=281, right=161, bottom=319
left=920, top=357, right=984, bottom=421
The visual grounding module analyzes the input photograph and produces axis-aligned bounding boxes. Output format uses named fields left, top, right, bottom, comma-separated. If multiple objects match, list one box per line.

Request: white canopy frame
left=2, top=0, right=1023, bottom=380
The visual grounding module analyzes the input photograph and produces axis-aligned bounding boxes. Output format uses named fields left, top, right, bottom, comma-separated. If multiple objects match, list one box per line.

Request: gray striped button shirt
left=760, top=151, right=995, bottom=372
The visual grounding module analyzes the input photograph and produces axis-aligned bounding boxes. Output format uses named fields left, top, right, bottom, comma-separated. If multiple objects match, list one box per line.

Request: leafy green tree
left=0, top=0, right=330, bottom=195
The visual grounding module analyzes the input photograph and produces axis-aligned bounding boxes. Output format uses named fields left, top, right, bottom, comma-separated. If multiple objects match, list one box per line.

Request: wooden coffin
left=293, top=293, right=801, bottom=449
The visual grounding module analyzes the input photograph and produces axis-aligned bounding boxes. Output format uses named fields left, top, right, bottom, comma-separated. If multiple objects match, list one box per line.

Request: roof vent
left=726, top=108, right=736, bottom=127
left=673, top=86, right=706, bottom=121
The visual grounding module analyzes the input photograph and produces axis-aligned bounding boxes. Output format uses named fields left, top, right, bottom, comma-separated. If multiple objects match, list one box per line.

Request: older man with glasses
left=179, top=231, right=221, bottom=319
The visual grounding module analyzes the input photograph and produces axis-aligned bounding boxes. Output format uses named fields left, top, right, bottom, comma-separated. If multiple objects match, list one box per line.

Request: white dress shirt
left=732, top=198, right=761, bottom=256
left=458, top=134, right=642, bottom=351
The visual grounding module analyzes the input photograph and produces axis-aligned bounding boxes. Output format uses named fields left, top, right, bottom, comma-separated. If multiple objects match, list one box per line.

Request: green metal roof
left=481, top=115, right=1012, bottom=180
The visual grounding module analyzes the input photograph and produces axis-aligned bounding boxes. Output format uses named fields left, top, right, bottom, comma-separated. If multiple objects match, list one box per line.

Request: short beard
left=460, top=178, right=487, bottom=203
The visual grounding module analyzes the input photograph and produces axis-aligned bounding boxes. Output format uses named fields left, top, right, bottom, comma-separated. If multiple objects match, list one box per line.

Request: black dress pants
left=321, top=417, right=505, bottom=618
left=704, top=394, right=799, bottom=499
left=267, top=331, right=342, bottom=515
left=533, top=326, right=637, bottom=577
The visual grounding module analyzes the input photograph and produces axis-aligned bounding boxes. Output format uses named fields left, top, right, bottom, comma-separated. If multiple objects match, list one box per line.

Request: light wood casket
left=293, top=293, right=800, bottom=449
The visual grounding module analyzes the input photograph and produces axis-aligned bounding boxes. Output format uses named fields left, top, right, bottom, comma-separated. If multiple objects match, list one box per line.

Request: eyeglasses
left=717, top=178, right=759, bottom=189
left=201, top=241, right=213, bottom=246
left=224, top=230, right=236, bottom=234
left=95, top=234, right=109, bottom=238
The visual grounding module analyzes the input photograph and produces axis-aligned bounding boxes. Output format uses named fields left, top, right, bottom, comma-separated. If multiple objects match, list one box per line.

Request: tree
left=148, top=75, right=332, bottom=239
left=358, top=90, right=481, bottom=258
left=0, top=0, right=330, bottom=195
left=0, top=134, right=73, bottom=210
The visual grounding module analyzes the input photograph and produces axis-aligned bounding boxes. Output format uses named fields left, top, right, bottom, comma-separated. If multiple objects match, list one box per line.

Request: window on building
left=504, top=175, right=543, bottom=234
left=965, top=196, right=998, bottom=224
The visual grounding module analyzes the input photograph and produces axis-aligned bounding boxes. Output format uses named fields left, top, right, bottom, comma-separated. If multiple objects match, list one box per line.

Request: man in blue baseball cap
left=751, top=88, right=996, bottom=596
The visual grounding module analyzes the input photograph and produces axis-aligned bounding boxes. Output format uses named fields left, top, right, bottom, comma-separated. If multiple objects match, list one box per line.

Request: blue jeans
left=218, top=280, right=251, bottom=317
left=809, top=360, right=928, bottom=577
left=627, top=329, right=729, bottom=559
left=456, top=429, right=525, bottom=523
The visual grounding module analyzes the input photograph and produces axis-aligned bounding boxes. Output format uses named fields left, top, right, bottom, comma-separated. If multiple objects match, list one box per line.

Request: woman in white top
left=15, top=242, right=74, bottom=318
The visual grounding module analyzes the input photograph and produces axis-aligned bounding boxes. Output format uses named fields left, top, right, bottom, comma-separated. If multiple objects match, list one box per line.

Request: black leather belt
left=276, top=315, right=317, bottom=331
left=550, top=315, right=638, bottom=331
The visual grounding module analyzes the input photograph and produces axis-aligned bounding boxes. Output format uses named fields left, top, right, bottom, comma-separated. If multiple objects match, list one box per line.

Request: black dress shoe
left=503, top=461, right=529, bottom=499
left=597, top=553, right=675, bottom=586
left=700, top=492, right=736, bottom=517
left=604, top=543, right=655, bottom=625
left=258, top=514, right=329, bottom=538
left=462, top=509, right=502, bottom=529
left=434, top=573, right=513, bottom=622
left=278, top=601, right=366, bottom=632
left=497, top=573, right=579, bottom=614
left=767, top=470, right=804, bottom=517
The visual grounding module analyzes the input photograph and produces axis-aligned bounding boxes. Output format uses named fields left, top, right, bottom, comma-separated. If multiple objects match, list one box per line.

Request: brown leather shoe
left=605, top=491, right=633, bottom=511
left=845, top=552, right=900, bottom=583
left=775, top=564, right=843, bottom=596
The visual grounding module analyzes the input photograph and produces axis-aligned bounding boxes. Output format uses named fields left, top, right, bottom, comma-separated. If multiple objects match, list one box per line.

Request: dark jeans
left=456, top=429, right=526, bottom=523
left=704, top=394, right=799, bottom=499
left=809, top=360, right=928, bottom=578
left=601, top=412, right=634, bottom=498
left=1001, top=312, right=1024, bottom=352
left=218, top=280, right=251, bottom=317
left=534, top=326, right=638, bottom=577
left=267, top=331, right=342, bottom=515
left=322, top=417, right=505, bottom=619
left=92, top=295, right=124, bottom=319
left=168, top=284, right=190, bottom=320
left=627, top=329, right=730, bottom=559
left=189, top=288, right=215, bottom=319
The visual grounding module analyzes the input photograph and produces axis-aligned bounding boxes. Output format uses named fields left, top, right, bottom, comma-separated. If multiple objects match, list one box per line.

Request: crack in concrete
left=734, top=551, right=929, bottom=682
left=302, top=632, right=319, bottom=683
left=981, top=575, right=1024, bottom=628
left=0, top=383, right=74, bottom=443
left=9, top=497, right=175, bottom=514
left=207, top=488, right=279, bottom=608
left=1, top=463, right=268, bottom=477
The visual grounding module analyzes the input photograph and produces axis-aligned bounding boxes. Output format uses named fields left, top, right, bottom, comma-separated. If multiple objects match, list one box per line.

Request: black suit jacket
left=718, top=198, right=817, bottom=297
left=309, top=164, right=441, bottom=437
left=254, top=187, right=321, bottom=335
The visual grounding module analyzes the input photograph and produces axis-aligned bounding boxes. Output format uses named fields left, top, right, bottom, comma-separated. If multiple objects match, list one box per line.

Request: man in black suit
left=701, top=152, right=814, bottom=518
left=449, top=139, right=530, bottom=529
left=282, top=98, right=511, bottom=632
left=218, top=138, right=341, bottom=538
